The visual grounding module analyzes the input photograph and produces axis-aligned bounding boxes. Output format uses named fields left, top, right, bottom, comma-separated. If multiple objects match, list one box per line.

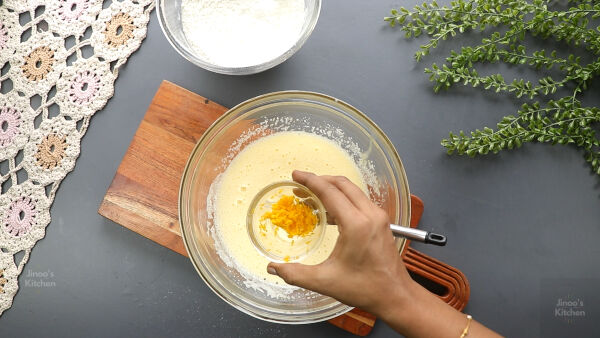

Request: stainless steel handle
left=389, top=224, right=447, bottom=246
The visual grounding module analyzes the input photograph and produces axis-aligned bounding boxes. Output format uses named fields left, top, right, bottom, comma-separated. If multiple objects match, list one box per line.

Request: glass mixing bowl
left=157, top=0, right=321, bottom=75
left=179, top=91, right=411, bottom=323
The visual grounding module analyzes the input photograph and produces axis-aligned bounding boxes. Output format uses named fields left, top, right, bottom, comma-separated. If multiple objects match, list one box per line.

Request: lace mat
left=0, top=0, right=155, bottom=315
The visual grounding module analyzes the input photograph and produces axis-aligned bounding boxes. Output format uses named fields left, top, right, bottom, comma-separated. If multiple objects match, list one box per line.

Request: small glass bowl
left=247, top=181, right=326, bottom=263
left=156, top=0, right=322, bottom=75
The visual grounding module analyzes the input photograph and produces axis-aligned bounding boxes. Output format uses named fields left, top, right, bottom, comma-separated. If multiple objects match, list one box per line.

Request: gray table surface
left=2, top=1, right=599, bottom=337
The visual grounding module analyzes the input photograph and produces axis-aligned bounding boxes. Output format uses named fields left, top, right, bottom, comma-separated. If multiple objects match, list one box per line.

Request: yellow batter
left=214, top=131, right=366, bottom=284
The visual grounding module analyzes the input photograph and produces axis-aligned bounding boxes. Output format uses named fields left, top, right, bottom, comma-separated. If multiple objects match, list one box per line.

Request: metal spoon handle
left=389, top=224, right=447, bottom=246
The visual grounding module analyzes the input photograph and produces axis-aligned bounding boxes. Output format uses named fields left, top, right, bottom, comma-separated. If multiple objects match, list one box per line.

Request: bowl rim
left=178, top=90, right=412, bottom=323
left=156, top=0, right=322, bottom=75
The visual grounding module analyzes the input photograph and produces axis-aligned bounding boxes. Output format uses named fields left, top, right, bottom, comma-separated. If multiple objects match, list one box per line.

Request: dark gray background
left=1, top=1, right=599, bottom=337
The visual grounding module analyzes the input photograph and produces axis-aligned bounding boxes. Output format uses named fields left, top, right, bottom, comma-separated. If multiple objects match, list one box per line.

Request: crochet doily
left=0, top=0, right=154, bottom=315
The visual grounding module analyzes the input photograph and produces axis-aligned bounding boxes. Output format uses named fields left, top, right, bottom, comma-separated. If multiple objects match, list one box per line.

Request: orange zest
left=260, top=195, right=317, bottom=238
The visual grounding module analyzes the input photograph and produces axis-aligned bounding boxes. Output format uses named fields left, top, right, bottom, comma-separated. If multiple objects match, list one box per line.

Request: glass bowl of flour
left=157, top=0, right=321, bottom=75
left=179, top=91, right=411, bottom=323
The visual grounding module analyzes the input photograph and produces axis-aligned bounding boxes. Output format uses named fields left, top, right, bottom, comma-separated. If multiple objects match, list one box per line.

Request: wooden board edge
left=98, top=199, right=188, bottom=256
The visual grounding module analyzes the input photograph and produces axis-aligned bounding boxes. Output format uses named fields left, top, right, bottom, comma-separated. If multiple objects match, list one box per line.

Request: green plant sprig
left=386, top=0, right=600, bottom=175
left=424, top=64, right=566, bottom=98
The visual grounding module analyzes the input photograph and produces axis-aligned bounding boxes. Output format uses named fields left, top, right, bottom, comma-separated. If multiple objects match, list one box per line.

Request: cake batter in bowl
left=179, top=91, right=410, bottom=323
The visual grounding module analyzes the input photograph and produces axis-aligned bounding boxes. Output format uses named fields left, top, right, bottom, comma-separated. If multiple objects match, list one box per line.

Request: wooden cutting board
left=99, top=80, right=469, bottom=336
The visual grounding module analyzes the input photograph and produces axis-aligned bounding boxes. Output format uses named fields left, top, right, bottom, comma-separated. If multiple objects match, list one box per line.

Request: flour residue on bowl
left=181, top=0, right=306, bottom=68
left=206, top=118, right=381, bottom=300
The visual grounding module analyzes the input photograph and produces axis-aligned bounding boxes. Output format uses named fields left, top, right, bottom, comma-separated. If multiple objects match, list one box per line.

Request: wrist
left=377, top=272, right=474, bottom=338
left=375, top=275, right=422, bottom=325
left=370, top=259, right=421, bottom=322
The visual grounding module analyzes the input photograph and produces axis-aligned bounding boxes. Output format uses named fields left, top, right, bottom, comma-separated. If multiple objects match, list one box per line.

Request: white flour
left=181, top=0, right=306, bottom=68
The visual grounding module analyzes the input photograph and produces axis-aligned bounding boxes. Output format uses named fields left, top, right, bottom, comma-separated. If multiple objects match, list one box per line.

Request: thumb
left=267, top=262, right=324, bottom=291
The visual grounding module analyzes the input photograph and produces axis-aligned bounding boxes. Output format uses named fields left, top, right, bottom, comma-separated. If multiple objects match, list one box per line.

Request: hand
left=267, top=170, right=415, bottom=314
left=267, top=171, right=501, bottom=338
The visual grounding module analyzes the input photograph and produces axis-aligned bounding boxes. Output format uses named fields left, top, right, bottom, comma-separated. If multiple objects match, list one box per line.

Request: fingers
left=292, top=170, right=359, bottom=225
left=321, top=175, right=373, bottom=213
left=267, top=262, right=327, bottom=292
left=325, top=212, right=336, bottom=225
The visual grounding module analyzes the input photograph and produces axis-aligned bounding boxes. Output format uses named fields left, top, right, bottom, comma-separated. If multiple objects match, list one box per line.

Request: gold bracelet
left=460, top=314, right=473, bottom=338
